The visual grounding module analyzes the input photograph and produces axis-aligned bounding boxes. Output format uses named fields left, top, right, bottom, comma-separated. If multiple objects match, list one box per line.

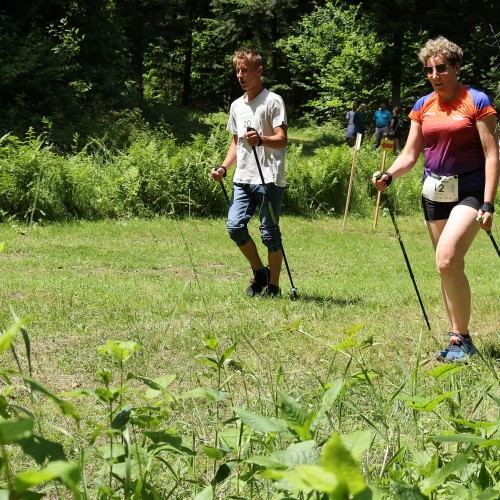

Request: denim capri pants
left=227, top=183, right=285, bottom=252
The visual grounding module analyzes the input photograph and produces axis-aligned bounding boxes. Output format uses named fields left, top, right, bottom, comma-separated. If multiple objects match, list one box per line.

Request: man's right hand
left=211, top=166, right=227, bottom=182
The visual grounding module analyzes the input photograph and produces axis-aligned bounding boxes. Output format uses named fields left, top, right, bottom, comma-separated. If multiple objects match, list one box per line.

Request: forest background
left=1, top=0, right=499, bottom=151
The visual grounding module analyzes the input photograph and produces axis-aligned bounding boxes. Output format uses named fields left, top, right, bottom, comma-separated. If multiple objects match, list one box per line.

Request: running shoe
left=246, top=267, right=269, bottom=296
left=436, top=333, right=477, bottom=362
left=262, top=284, right=281, bottom=298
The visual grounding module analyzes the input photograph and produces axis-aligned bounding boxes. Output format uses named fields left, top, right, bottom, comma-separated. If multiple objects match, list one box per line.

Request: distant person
left=353, top=103, right=367, bottom=145
left=372, top=102, right=392, bottom=150
left=345, top=101, right=358, bottom=146
left=211, top=48, right=288, bottom=298
left=372, top=36, right=498, bottom=362
left=388, top=105, right=403, bottom=153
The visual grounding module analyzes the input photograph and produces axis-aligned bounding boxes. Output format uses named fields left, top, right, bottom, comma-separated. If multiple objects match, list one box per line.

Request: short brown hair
left=418, top=36, right=463, bottom=66
left=232, top=49, right=264, bottom=69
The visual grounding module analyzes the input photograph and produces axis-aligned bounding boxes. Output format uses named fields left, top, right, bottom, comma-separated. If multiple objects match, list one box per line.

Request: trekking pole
left=487, top=231, right=500, bottom=258
left=247, top=127, right=298, bottom=298
left=386, top=194, right=431, bottom=330
left=343, top=132, right=362, bottom=229
left=374, top=173, right=431, bottom=330
left=218, top=180, right=230, bottom=205
left=476, top=217, right=500, bottom=258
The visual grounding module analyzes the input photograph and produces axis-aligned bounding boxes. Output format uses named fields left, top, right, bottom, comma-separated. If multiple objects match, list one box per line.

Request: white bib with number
left=237, top=112, right=257, bottom=139
left=422, top=174, right=459, bottom=202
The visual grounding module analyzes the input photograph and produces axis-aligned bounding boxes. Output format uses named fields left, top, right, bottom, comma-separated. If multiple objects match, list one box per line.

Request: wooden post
left=342, top=133, right=362, bottom=229
left=373, top=150, right=387, bottom=228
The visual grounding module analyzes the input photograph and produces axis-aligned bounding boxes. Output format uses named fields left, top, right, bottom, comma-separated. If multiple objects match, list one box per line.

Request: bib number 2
left=422, top=175, right=459, bottom=202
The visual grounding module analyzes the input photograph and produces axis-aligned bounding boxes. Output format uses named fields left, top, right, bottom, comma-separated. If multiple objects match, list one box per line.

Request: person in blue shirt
left=371, top=102, right=392, bottom=150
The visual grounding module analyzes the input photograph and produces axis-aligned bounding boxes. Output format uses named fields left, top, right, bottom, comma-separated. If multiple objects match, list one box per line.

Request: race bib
left=237, top=113, right=256, bottom=138
left=422, top=174, right=459, bottom=202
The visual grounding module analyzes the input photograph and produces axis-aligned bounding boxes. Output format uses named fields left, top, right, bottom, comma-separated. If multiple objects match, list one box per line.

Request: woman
left=372, top=36, right=498, bottom=362
left=388, top=105, right=402, bottom=153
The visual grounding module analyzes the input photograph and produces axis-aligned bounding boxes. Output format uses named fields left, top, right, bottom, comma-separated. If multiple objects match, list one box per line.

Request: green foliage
left=279, top=1, right=386, bottom=122
left=0, top=2, right=139, bottom=147
left=0, top=123, right=427, bottom=222
left=0, top=125, right=232, bottom=221
left=0, top=132, right=70, bottom=222
left=286, top=141, right=424, bottom=217
left=1, top=0, right=499, bottom=149
left=0, top=309, right=80, bottom=497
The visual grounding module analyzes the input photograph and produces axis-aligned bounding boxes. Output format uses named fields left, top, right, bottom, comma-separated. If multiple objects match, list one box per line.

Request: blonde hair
left=418, top=36, right=463, bottom=65
left=232, top=49, right=264, bottom=69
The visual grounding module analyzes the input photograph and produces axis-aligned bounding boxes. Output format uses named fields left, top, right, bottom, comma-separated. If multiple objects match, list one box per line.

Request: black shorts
left=422, top=191, right=483, bottom=221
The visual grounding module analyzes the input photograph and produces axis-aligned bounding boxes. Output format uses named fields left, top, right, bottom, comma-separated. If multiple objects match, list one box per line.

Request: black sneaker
left=262, top=284, right=281, bottom=298
left=436, top=333, right=477, bottom=362
left=245, top=267, right=269, bottom=296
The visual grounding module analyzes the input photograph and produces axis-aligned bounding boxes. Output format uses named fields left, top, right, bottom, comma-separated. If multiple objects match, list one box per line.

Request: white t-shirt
left=227, top=89, right=287, bottom=187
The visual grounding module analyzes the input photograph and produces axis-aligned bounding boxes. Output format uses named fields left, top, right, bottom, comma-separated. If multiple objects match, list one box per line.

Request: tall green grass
left=0, top=123, right=428, bottom=223
left=0, top=127, right=229, bottom=221
left=285, top=142, right=424, bottom=217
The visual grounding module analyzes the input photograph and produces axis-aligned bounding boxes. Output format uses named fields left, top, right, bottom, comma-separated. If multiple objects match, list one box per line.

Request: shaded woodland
left=0, top=0, right=498, bottom=148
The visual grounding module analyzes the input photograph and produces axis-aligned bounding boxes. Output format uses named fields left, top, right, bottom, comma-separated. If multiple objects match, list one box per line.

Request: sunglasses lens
left=423, top=64, right=448, bottom=75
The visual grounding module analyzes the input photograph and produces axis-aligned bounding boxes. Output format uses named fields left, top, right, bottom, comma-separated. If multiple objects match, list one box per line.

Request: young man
left=211, top=48, right=288, bottom=297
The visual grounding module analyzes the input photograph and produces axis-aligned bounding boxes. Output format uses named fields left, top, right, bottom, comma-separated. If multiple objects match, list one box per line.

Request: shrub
left=0, top=132, right=71, bottom=222
left=285, top=141, right=424, bottom=217
left=0, top=126, right=426, bottom=222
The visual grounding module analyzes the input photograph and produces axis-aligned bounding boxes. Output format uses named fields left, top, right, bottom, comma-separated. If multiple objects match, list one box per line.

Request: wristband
left=383, top=171, right=392, bottom=186
left=480, top=201, right=495, bottom=214
left=219, top=166, right=227, bottom=178
left=257, top=136, right=263, bottom=147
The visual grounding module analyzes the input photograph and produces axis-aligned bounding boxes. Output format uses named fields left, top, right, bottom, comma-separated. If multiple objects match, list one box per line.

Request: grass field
left=0, top=213, right=499, bottom=497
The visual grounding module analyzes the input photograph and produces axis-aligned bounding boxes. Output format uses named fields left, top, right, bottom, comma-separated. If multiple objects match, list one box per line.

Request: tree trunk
left=182, top=23, right=193, bottom=106
left=390, top=31, right=404, bottom=106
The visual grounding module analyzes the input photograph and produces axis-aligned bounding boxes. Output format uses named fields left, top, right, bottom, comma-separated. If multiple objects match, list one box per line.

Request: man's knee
left=260, top=226, right=282, bottom=252
left=227, top=224, right=251, bottom=247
